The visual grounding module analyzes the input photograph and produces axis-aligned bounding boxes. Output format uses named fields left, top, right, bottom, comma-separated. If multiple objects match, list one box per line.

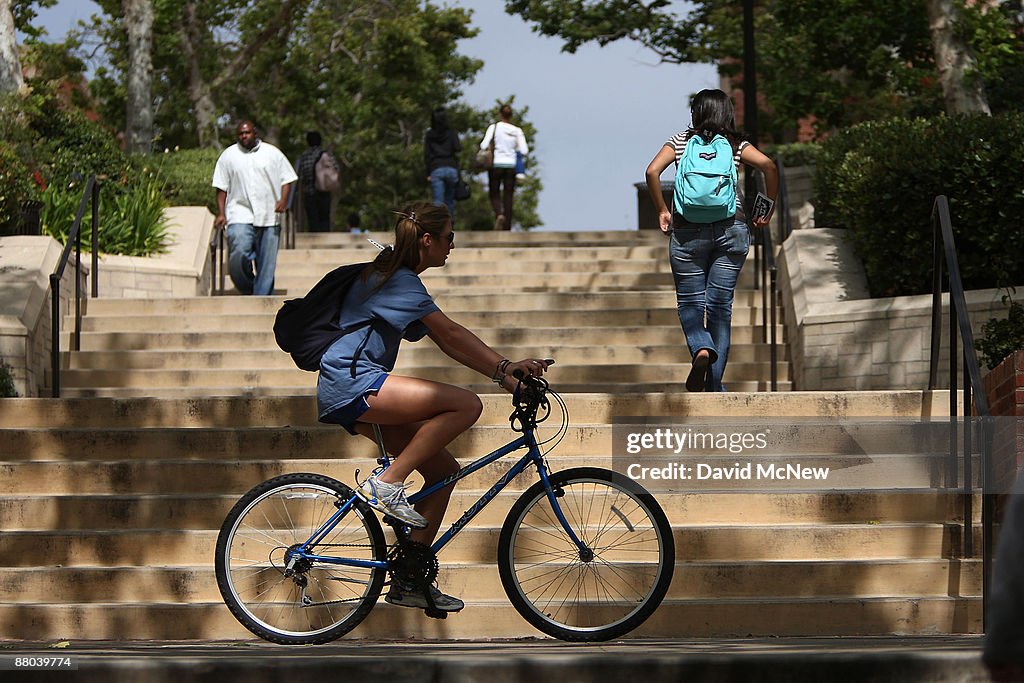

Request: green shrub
left=41, top=177, right=169, bottom=257
left=33, top=101, right=131, bottom=185
left=0, top=359, right=16, bottom=398
left=0, top=145, right=40, bottom=233
left=977, top=292, right=1024, bottom=371
left=814, top=114, right=1024, bottom=297
left=0, top=93, right=46, bottom=233
left=764, top=142, right=821, bottom=168
left=146, top=148, right=222, bottom=214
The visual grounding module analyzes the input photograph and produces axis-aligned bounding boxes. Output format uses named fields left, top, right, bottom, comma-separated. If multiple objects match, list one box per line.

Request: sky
left=25, top=0, right=718, bottom=231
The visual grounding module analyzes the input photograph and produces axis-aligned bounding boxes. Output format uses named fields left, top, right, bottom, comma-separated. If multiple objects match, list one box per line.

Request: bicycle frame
left=290, top=425, right=587, bottom=571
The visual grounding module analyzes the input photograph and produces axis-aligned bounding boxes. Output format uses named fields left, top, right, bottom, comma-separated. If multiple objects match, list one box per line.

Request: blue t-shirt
left=317, top=267, right=440, bottom=418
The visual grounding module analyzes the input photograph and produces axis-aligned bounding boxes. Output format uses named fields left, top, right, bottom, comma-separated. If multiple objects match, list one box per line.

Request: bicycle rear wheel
left=498, top=467, right=674, bottom=641
left=215, top=473, right=387, bottom=644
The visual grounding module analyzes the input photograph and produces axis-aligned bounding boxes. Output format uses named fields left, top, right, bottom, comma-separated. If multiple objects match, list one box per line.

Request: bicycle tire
left=497, top=467, right=674, bottom=641
left=215, top=472, right=387, bottom=644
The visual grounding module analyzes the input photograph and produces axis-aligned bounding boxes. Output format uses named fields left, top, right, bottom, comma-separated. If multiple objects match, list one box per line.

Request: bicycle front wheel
left=498, top=467, right=674, bottom=641
left=215, top=473, right=387, bottom=644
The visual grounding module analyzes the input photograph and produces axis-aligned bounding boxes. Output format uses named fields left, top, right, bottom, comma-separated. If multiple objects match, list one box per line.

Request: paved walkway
left=0, top=637, right=995, bottom=682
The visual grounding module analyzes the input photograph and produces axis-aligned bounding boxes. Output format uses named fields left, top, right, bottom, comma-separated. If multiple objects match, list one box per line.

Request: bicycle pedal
left=423, top=607, right=448, bottom=620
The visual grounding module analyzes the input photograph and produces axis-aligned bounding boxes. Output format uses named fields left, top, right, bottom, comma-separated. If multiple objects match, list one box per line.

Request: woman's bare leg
left=354, top=375, right=481, bottom=543
left=353, top=420, right=459, bottom=545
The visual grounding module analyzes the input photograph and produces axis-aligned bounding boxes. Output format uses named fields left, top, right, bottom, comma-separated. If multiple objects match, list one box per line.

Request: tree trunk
left=0, top=0, right=24, bottom=94
left=926, top=0, right=991, bottom=115
left=124, top=0, right=155, bottom=153
left=180, top=0, right=304, bottom=149
left=180, top=0, right=220, bottom=149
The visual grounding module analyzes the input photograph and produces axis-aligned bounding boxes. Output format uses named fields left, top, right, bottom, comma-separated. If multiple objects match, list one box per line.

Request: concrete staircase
left=58, top=230, right=788, bottom=397
left=0, top=230, right=981, bottom=640
left=0, top=391, right=979, bottom=640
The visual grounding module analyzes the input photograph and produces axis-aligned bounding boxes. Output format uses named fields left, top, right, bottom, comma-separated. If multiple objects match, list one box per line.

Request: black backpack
left=273, top=261, right=373, bottom=371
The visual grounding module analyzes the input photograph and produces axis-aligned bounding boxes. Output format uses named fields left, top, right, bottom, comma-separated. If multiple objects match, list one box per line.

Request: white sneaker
left=359, top=475, right=428, bottom=528
left=385, top=582, right=464, bottom=612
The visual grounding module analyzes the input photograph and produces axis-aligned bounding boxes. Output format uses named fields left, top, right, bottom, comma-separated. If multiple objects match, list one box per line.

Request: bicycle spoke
left=217, top=476, right=386, bottom=643
left=501, top=471, right=672, bottom=639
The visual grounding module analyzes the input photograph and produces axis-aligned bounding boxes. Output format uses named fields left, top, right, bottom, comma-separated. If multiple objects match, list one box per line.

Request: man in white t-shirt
left=480, top=104, right=529, bottom=231
left=212, top=120, right=297, bottom=295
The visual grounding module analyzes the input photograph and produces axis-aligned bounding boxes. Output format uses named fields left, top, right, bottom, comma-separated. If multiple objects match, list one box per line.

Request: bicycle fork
left=531, top=448, right=591, bottom=560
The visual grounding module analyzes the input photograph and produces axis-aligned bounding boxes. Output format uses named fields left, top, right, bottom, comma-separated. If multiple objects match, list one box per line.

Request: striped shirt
left=666, top=131, right=750, bottom=222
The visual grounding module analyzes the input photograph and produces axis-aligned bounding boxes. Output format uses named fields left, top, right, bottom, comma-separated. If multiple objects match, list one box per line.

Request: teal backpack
left=673, top=133, right=737, bottom=223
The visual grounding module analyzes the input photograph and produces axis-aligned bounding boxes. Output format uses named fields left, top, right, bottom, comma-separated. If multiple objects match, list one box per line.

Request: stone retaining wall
left=0, top=237, right=80, bottom=397
left=779, top=229, right=1016, bottom=390
left=96, top=207, right=214, bottom=298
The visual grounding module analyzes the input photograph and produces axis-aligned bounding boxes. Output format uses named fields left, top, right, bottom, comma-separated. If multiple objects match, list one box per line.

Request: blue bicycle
left=215, top=375, right=674, bottom=642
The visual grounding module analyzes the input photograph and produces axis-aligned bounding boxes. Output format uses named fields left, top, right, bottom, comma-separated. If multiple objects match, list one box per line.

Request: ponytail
left=368, top=202, right=450, bottom=288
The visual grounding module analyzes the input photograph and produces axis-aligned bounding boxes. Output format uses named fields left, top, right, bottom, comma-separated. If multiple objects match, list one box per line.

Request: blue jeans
left=227, top=223, right=280, bottom=296
left=430, top=166, right=458, bottom=220
left=669, top=216, right=750, bottom=392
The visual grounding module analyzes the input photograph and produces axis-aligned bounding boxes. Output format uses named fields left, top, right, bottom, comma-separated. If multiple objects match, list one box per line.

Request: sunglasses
left=419, top=228, right=455, bottom=245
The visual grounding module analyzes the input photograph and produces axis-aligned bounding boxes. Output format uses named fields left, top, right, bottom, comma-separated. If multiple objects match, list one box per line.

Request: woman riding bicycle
left=317, top=201, right=550, bottom=612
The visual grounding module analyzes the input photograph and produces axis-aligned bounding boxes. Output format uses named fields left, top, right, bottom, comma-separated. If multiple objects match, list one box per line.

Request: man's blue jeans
left=227, top=223, right=280, bottom=295
left=430, top=166, right=458, bottom=220
left=669, top=217, right=750, bottom=392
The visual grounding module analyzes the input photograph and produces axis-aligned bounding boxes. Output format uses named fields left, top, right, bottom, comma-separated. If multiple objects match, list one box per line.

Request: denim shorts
left=320, top=373, right=388, bottom=435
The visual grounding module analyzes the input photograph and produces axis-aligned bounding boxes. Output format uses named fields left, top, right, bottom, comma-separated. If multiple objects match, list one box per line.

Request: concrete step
left=276, top=245, right=671, bottom=263
left=0, top=455, right=974, bottom=497
left=0, top=438, right=978, bottom=511
left=64, top=343, right=784, bottom=371
left=269, top=271, right=695, bottom=292
left=82, top=289, right=772, bottom=315
left=0, top=392, right=959, bottom=428
left=273, top=260, right=764, bottom=283
left=0, top=596, right=981, bottom=640
left=56, top=362, right=789, bottom=389
left=294, top=230, right=668, bottom=248
left=280, top=258, right=687, bottom=275
left=0, top=510, right=978, bottom=567
left=56, top=380, right=796, bottom=398
left=0, top=418, right=950, bottom=463
left=0, top=559, right=980, bottom=604
left=68, top=325, right=786, bottom=352
left=72, top=308, right=775, bottom=333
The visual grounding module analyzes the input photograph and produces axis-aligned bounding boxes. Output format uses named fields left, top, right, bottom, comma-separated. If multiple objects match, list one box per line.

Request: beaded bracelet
left=492, top=358, right=510, bottom=384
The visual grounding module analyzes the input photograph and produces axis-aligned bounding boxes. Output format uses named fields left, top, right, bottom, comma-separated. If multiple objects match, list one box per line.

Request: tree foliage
left=505, top=0, right=1023, bottom=138
left=81, top=0, right=541, bottom=229
left=814, top=113, right=1024, bottom=297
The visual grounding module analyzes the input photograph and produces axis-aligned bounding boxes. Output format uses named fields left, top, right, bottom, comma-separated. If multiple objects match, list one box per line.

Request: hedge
left=147, top=148, right=222, bottom=215
left=814, top=114, right=1024, bottom=297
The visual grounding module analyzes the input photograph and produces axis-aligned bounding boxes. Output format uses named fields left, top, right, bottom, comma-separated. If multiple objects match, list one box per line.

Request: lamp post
left=742, top=0, right=759, bottom=215
left=742, top=0, right=758, bottom=147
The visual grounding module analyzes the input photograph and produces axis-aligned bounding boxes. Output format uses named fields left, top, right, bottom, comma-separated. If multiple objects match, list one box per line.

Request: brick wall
left=984, top=351, right=1024, bottom=491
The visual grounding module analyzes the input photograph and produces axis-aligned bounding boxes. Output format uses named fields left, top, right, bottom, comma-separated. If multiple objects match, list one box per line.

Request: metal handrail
left=49, top=176, right=100, bottom=397
left=926, top=194, right=992, bottom=625
left=775, top=154, right=794, bottom=242
left=752, top=167, right=780, bottom=391
left=211, top=225, right=226, bottom=295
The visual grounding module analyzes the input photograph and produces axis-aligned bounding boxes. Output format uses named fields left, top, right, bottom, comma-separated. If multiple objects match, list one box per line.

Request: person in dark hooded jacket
left=424, top=107, right=462, bottom=220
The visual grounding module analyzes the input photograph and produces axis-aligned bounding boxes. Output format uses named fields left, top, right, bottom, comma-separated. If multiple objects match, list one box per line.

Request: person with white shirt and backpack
left=644, top=89, right=777, bottom=392
left=480, top=104, right=529, bottom=231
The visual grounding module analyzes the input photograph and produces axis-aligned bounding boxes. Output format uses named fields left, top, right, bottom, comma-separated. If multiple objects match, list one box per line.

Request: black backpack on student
left=273, top=261, right=373, bottom=371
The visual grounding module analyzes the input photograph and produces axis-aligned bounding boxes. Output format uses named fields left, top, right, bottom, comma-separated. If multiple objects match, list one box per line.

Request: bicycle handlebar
left=509, top=362, right=555, bottom=432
